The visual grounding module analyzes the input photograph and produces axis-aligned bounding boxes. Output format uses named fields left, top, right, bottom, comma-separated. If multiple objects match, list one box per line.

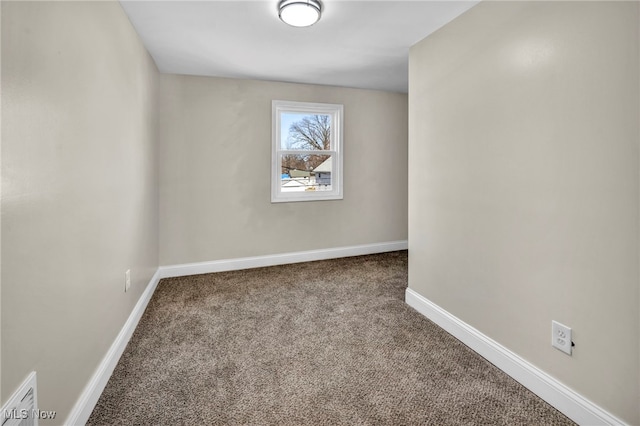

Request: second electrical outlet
left=551, top=320, right=572, bottom=355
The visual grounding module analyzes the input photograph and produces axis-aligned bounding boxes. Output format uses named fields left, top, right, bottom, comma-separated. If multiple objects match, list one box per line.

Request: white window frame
left=271, top=100, right=344, bottom=203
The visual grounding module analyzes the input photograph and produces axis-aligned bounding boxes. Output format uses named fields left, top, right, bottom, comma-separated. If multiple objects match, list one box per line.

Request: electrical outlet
left=551, top=320, right=572, bottom=355
left=125, top=269, right=131, bottom=292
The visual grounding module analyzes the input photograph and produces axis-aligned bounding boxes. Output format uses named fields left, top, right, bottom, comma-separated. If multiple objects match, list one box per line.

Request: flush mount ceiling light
left=278, top=0, right=322, bottom=28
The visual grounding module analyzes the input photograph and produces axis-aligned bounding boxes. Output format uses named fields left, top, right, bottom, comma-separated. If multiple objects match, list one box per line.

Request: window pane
left=281, top=113, right=332, bottom=150
left=280, top=154, right=332, bottom=192
left=272, top=100, right=342, bottom=203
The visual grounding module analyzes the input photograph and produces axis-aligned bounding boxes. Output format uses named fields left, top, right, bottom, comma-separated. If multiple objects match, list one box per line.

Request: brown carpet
left=88, top=251, right=573, bottom=425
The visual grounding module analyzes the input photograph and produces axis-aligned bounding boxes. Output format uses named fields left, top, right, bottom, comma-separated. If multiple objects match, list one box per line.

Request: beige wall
left=159, top=75, right=408, bottom=265
left=408, top=1, right=639, bottom=423
left=1, top=1, right=159, bottom=422
left=0, top=0, right=3, bottom=401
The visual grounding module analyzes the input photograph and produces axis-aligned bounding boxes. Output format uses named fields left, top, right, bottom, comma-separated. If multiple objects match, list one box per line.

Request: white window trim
left=271, top=100, right=344, bottom=203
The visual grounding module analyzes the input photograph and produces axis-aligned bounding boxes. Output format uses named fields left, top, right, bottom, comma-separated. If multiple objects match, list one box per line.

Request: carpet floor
left=88, top=251, right=574, bottom=425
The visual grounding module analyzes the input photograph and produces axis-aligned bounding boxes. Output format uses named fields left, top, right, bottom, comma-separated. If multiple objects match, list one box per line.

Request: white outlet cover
left=551, top=320, right=572, bottom=355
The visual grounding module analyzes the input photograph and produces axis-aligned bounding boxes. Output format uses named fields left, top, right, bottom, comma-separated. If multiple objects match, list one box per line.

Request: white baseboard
left=65, top=270, right=161, bottom=426
left=158, top=240, right=408, bottom=279
left=405, top=288, right=626, bottom=426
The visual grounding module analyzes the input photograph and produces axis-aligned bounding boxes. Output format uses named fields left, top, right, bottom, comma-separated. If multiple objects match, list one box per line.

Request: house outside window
left=271, top=100, right=343, bottom=203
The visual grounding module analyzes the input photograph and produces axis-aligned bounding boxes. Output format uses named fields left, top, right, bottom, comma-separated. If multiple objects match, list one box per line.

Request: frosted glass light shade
left=279, top=0, right=322, bottom=27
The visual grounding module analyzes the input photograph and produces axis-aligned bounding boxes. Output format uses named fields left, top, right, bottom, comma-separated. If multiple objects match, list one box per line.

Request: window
left=271, top=100, right=343, bottom=203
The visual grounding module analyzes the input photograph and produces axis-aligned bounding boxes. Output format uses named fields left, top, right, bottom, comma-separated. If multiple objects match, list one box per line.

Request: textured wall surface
left=1, top=1, right=159, bottom=421
left=408, top=2, right=639, bottom=423
left=158, top=74, right=408, bottom=265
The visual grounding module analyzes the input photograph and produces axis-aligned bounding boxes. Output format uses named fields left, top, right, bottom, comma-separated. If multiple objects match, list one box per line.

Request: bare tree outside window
left=288, top=115, right=331, bottom=151
left=282, top=114, right=331, bottom=173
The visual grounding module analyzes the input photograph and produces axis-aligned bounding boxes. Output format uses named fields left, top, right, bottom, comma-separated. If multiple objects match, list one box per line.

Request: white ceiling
left=120, top=1, right=479, bottom=93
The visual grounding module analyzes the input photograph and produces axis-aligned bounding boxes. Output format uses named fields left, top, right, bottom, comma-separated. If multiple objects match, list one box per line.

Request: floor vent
left=1, top=372, right=38, bottom=426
